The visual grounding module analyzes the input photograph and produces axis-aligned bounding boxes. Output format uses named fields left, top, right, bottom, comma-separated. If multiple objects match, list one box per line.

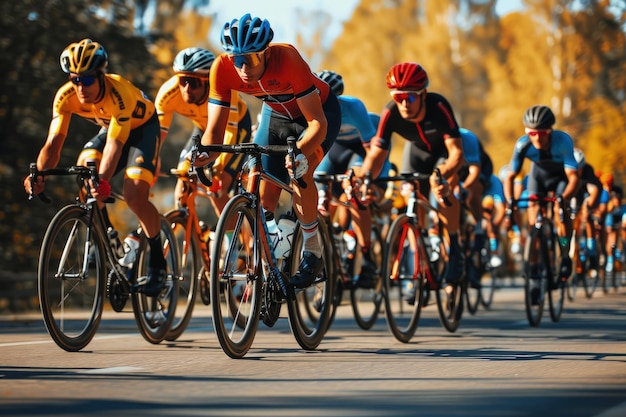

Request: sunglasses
left=525, top=128, right=552, bottom=137
left=390, top=89, right=425, bottom=104
left=69, top=74, right=97, bottom=87
left=228, top=50, right=265, bottom=69
left=178, top=75, right=204, bottom=89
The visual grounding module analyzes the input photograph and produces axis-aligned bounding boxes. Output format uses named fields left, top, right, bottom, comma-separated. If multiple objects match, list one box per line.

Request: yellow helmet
left=60, top=38, right=108, bottom=75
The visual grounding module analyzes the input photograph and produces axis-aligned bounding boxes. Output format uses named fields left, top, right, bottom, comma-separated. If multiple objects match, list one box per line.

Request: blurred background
left=1, top=0, right=625, bottom=311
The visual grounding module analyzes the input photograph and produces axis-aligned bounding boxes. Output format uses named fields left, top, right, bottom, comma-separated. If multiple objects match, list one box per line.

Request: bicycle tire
left=547, top=224, right=565, bottom=323
left=38, top=205, right=106, bottom=352
left=164, top=210, right=201, bottom=341
left=523, top=226, right=547, bottom=327
left=435, top=221, right=464, bottom=333
left=350, top=224, right=384, bottom=330
left=382, top=215, right=424, bottom=343
left=463, top=225, right=481, bottom=315
left=287, top=213, right=335, bottom=350
left=132, top=216, right=179, bottom=344
left=210, top=195, right=262, bottom=359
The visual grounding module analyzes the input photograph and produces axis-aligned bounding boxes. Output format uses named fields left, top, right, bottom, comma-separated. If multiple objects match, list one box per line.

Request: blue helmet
left=220, top=13, right=274, bottom=54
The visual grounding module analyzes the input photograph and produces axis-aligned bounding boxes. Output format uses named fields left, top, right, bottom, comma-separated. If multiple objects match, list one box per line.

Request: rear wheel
left=287, top=214, right=334, bottom=350
left=435, top=221, right=464, bottom=333
left=38, top=205, right=105, bottom=352
left=132, top=217, right=179, bottom=344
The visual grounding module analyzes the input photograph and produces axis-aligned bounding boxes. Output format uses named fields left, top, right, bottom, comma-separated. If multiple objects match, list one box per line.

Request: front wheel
left=523, top=226, right=547, bottom=327
left=164, top=210, right=200, bottom=341
left=287, top=214, right=334, bottom=351
left=132, top=217, right=179, bottom=344
left=350, top=225, right=384, bottom=330
left=210, top=195, right=262, bottom=359
left=38, top=205, right=105, bottom=352
left=382, top=215, right=424, bottom=343
left=435, top=222, right=464, bottom=333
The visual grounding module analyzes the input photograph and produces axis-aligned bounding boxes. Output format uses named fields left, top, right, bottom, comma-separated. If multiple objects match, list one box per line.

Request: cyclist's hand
left=429, top=171, right=451, bottom=205
left=89, top=178, right=111, bottom=201
left=286, top=153, right=308, bottom=179
left=24, top=174, right=45, bottom=196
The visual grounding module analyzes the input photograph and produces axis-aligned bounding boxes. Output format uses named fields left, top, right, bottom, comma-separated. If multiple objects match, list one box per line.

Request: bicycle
left=162, top=165, right=218, bottom=341
left=194, top=137, right=335, bottom=359
left=381, top=171, right=465, bottom=343
left=568, top=206, right=601, bottom=300
left=28, top=162, right=179, bottom=351
left=461, top=199, right=498, bottom=315
left=602, top=210, right=625, bottom=293
left=508, top=194, right=566, bottom=327
left=314, top=171, right=385, bottom=330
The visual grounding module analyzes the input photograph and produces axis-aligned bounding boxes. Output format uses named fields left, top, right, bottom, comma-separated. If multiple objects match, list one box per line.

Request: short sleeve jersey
left=208, top=43, right=330, bottom=120
left=155, top=75, right=248, bottom=143
left=509, top=130, right=577, bottom=174
left=373, top=92, right=460, bottom=155
left=49, top=74, right=155, bottom=144
left=335, top=95, right=377, bottom=147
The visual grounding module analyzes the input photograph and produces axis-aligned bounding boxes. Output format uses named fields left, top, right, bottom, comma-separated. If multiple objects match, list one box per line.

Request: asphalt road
left=1, top=285, right=625, bottom=417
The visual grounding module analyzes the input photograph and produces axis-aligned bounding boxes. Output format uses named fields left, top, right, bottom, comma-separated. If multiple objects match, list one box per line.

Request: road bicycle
left=509, top=194, right=566, bottom=327
left=28, top=163, right=178, bottom=351
left=461, top=199, right=498, bottom=315
left=194, top=137, right=335, bottom=359
left=381, top=171, right=466, bottom=343
left=313, top=171, right=385, bottom=330
left=568, top=205, right=600, bottom=300
left=601, top=209, right=625, bottom=293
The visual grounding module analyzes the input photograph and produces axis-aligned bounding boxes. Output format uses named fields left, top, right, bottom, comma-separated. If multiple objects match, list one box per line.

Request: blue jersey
left=510, top=130, right=577, bottom=174
left=335, top=95, right=376, bottom=146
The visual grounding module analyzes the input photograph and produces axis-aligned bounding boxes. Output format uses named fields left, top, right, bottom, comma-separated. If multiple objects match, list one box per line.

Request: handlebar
left=28, top=162, right=99, bottom=204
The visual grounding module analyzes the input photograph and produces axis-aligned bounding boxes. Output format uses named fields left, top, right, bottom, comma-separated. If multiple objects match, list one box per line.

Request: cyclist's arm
left=359, top=143, right=389, bottom=180
left=295, top=91, right=327, bottom=158
left=198, top=102, right=230, bottom=164
left=439, top=135, right=464, bottom=181
left=562, top=167, right=579, bottom=201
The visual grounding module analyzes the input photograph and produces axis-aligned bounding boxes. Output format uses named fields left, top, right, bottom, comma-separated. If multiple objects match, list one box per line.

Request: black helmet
left=523, top=105, right=555, bottom=129
left=317, top=70, right=344, bottom=96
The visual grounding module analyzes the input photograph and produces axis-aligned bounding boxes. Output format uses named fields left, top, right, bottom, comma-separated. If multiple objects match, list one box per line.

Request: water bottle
left=276, top=212, right=297, bottom=258
left=119, top=230, right=141, bottom=268
left=265, top=211, right=282, bottom=256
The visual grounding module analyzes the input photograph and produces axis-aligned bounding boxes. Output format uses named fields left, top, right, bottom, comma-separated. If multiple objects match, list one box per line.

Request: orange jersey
left=209, top=43, right=330, bottom=120
left=49, top=74, right=155, bottom=144
left=155, top=75, right=248, bottom=143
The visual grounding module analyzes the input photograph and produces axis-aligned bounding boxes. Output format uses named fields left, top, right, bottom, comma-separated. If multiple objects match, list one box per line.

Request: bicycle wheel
left=164, top=210, right=200, bottom=341
left=435, top=222, right=464, bottom=333
left=132, top=217, right=179, bottom=344
left=547, top=226, right=565, bottom=323
left=523, top=227, right=547, bottom=327
left=287, top=214, right=335, bottom=350
left=350, top=225, right=384, bottom=330
left=38, top=205, right=105, bottom=351
left=464, top=227, right=481, bottom=316
left=382, top=215, right=424, bottom=343
left=210, top=195, right=262, bottom=359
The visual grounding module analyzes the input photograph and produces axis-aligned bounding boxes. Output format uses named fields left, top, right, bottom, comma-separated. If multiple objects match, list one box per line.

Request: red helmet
left=386, top=62, right=429, bottom=90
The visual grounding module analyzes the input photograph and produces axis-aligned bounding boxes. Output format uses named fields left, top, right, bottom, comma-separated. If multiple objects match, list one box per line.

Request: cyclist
left=503, top=105, right=579, bottom=304
left=357, top=62, right=466, bottom=286
left=458, top=129, right=493, bottom=244
left=155, top=47, right=252, bottom=214
left=23, top=38, right=166, bottom=296
left=194, top=14, right=341, bottom=289
left=482, top=173, right=507, bottom=268
left=605, top=182, right=624, bottom=273
left=571, top=148, right=603, bottom=270
left=314, top=70, right=390, bottom=288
